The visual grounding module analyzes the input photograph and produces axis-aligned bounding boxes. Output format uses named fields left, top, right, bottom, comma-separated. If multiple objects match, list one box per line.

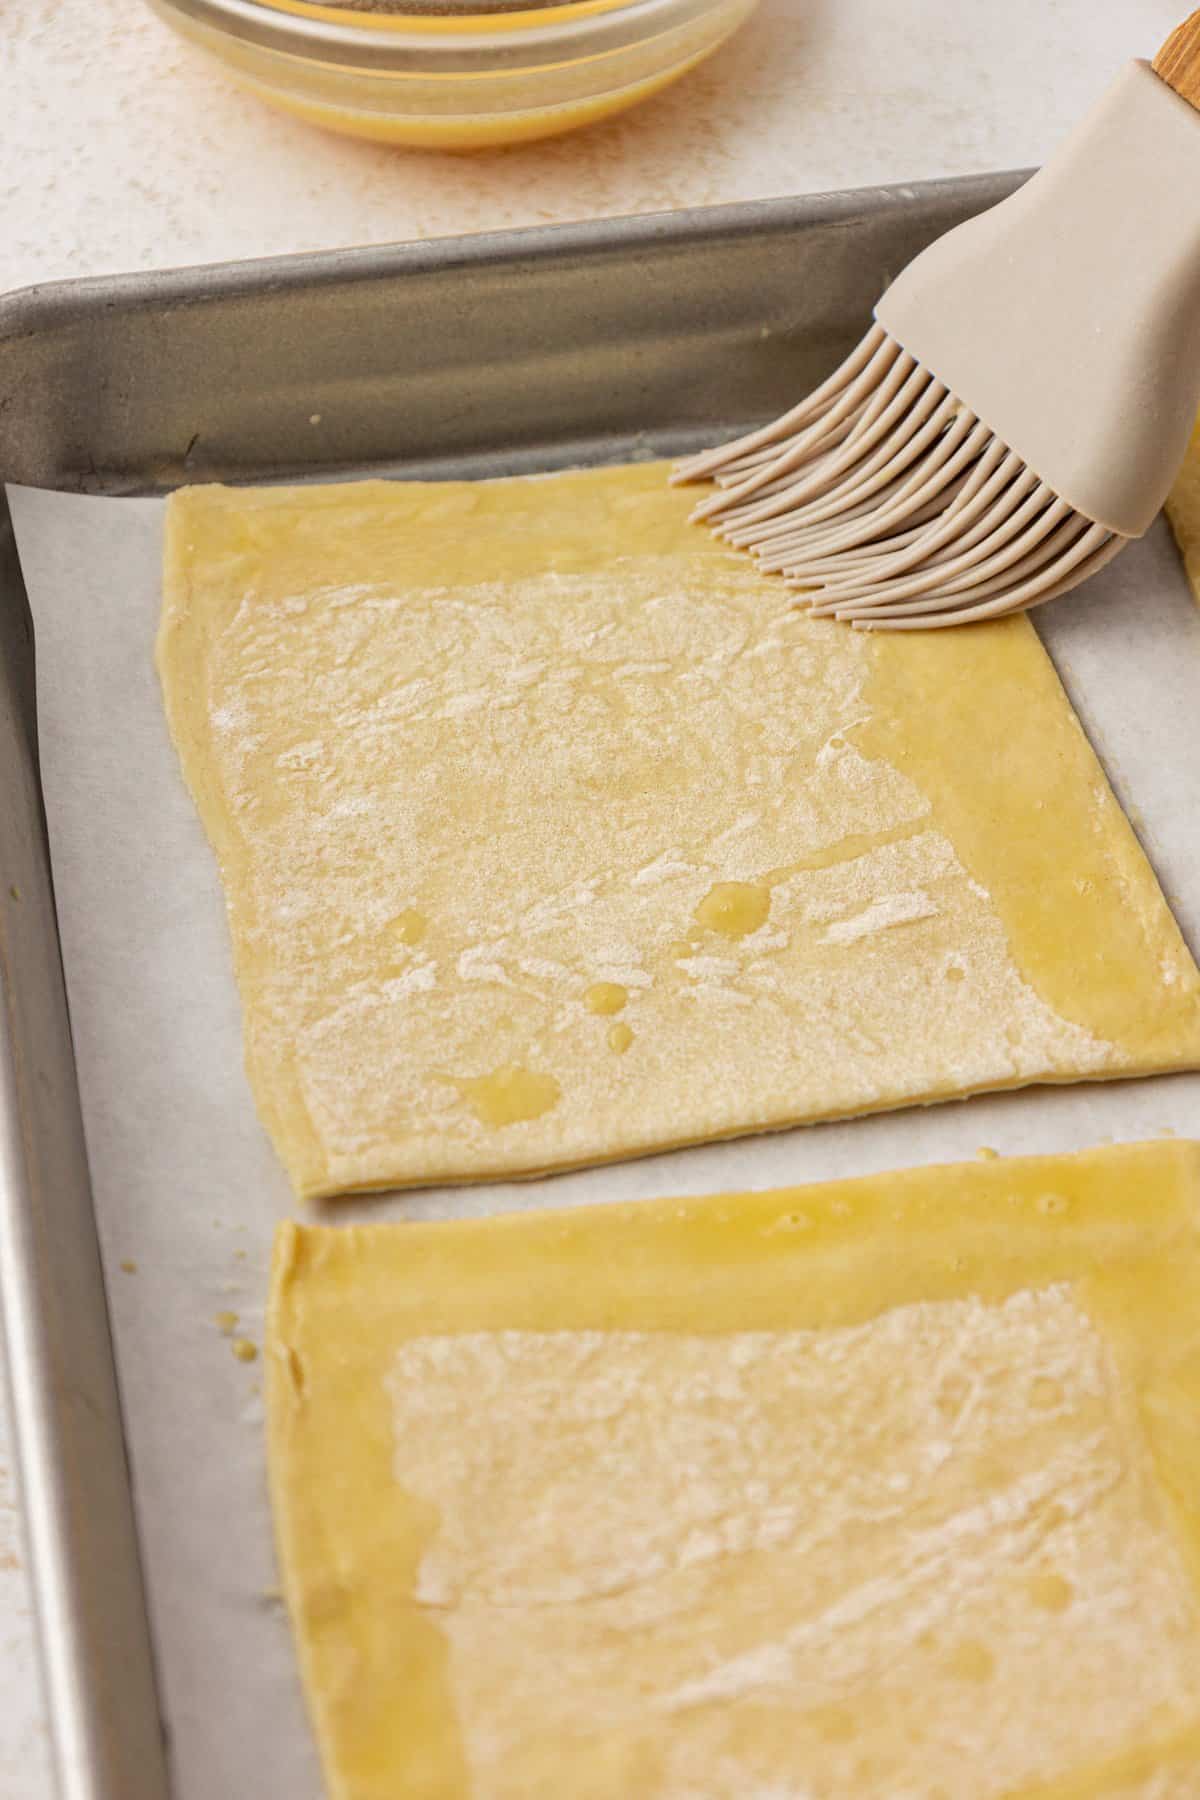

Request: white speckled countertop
left=0, top=0, right=1182, bottom=1790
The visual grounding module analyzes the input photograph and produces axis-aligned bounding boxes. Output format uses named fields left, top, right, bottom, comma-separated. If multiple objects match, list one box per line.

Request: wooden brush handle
left=1154, top=11, right=1200, bottom=111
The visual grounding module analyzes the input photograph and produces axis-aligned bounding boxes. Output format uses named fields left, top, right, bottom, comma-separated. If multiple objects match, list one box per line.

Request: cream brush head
left=675, top=15, right=1200, bottom=628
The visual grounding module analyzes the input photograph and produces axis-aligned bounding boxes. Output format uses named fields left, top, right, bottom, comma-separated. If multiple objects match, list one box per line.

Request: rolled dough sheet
left=1166, top=415, right=1200, bottom=605
left=268, top=1138, right=1200, bottom=1800
left=158, top=463, right=1200, bottom=1199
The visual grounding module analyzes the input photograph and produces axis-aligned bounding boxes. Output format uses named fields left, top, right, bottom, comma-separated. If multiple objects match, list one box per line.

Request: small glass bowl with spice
left=147, top=0, right=762, bottom=150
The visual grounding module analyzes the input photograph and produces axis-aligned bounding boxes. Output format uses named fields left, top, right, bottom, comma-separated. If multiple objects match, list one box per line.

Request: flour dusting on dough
left=388, top=1290, right=1200, bottom=1799
left=823, top=890, right=939, bottom=944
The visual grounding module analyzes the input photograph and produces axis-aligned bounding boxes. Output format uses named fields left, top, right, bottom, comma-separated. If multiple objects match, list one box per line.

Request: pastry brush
left=674, top=13, right=1200, bottom=628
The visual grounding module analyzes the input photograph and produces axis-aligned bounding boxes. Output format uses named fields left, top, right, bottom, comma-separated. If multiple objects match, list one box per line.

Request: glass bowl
left=147, top=0, right=762, bottom=149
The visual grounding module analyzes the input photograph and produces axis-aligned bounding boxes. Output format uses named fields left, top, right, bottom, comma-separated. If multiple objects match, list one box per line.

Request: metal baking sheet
left=4, top=175, right=1200, bottom=1800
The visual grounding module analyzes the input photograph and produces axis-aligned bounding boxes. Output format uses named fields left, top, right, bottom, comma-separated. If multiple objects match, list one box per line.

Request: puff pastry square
left=268, top=1140, right=1200, bottom=1798
left=159, top=465, right=1200, bottom=1196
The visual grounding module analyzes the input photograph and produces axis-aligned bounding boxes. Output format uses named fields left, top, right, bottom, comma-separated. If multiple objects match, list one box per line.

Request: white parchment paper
left=7, top=482, right=1200, bottom=1799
